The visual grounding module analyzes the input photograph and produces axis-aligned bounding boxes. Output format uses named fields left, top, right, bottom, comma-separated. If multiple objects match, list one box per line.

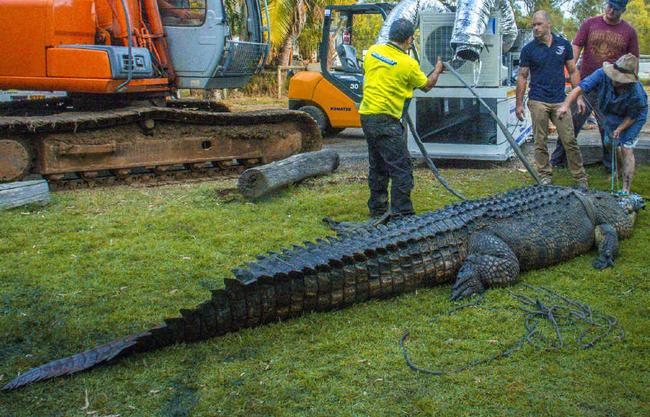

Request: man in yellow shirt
left=359, top=18, right=443, bottom=218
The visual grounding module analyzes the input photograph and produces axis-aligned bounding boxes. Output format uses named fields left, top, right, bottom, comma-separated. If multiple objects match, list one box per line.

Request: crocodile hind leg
left=451, top=233, right=520, bottom=300
left=593, top=224, right=619, bottom=270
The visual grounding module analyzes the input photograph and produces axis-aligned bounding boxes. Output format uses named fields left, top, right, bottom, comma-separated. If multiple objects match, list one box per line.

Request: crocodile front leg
left=593, top=224, right=619, bottom=270
left=451, top=233, right=520, bottom=300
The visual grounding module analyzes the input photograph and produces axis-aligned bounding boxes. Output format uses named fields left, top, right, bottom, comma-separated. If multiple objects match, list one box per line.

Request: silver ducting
left=451, top=0, right=517, bottom=62
left=450, top=0, right=495, bottom=61
left=376, top=0, right=449, bottom=44
left=498, top=0, right=517, bottom=52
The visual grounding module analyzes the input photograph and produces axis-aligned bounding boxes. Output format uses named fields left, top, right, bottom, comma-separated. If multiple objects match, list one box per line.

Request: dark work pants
left=360, top=114, right=414, bottom=216
left=551, top=89, right=611, bottom=171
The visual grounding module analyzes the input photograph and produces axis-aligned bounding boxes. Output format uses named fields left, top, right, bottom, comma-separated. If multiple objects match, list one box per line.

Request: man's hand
left=421, top=57, right=445, bottom=92
left=611, top=117, right=634, bottom=141
left=516, top=104, right=525, bottom=121
left=556, top=103, right=570, bottom=119
left=434, top=57, right=444, bottom=74
left=576, top=96, right=586, bottom=115
left=172, top=8, right=192, bottom=18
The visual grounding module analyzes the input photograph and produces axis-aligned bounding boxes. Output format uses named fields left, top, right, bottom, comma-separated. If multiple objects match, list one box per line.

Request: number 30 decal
left=349, top=83, right=359, bottom=90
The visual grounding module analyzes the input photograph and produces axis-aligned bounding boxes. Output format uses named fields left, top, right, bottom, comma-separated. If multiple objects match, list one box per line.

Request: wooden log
left=238, top=149, right=339, bottom=199
left=0, top=180, right=50, bottom=210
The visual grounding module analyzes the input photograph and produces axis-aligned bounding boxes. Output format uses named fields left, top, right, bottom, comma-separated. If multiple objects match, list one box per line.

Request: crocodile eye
left=628, top=212, right=637, bottom=225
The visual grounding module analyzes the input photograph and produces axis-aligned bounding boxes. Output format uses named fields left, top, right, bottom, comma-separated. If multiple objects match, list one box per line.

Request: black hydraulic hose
left=117, top=0, right=134, bottom=92
left=403, top=110, right=467, bottom=200
left=442, top=61, right=542, bottom=185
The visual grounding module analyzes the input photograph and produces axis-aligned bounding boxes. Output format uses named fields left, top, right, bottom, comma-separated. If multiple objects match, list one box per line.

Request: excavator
left=0, top=0, right=321, bottom=190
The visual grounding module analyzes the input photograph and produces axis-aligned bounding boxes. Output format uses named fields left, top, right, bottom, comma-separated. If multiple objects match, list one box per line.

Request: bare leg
left=620, top=148, right=635, bottom=193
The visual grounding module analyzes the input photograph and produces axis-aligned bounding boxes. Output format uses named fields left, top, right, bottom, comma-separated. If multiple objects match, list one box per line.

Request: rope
left=401, top=284, right=624, bottom=376
left=611, top=136, right=619, bottom=194
left=580, top=96, right=622, bottom=194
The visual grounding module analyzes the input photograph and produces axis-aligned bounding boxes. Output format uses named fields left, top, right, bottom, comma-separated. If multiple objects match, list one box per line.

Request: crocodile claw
left=451, top=265, right=485, bottom=301
left=593, top=255, right=614, bottom=270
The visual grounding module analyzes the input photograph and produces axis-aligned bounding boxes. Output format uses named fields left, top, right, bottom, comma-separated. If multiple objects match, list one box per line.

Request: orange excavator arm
left=0, top=0, right=172, bottom=95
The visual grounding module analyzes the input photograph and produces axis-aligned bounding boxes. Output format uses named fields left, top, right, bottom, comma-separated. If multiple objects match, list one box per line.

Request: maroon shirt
left=573, top=16, right=639, bottom=79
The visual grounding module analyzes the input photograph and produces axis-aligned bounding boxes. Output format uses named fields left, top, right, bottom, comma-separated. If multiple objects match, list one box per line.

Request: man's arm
left=515, top=66, right=529, bottom=121
left=565, top=58, right=586, bottom=114
left=613, top=117, right=636, bottom=139
left=557, top=86, right=583, bottom=119
left=158, top=0, right=192, bottom=18
left=420, top=57, right=444, bottom=92
left=572, top=44, right=583, bottom=66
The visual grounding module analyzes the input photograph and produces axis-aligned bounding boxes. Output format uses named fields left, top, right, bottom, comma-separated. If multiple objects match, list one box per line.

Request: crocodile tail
left=2, top=333, right=145, bottom=391
left=2, top=284, right=246, bottom=391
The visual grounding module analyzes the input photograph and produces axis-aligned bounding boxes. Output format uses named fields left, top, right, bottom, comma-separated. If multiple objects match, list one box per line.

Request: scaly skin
left=3, top=185, right=644, bottom=391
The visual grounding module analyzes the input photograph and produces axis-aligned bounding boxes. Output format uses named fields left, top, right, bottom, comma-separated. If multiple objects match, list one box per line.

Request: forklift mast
left=319, top=3, right=395, bottom=103
left=287, top=3, right=395, bottom=136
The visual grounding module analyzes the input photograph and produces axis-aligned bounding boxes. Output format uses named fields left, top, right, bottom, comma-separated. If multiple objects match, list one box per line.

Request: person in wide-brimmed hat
left=549, top=0, right=639, bottom=171
left=557, top=53, right=647, bottom=193
left=602, top=53, right=639, bottom=84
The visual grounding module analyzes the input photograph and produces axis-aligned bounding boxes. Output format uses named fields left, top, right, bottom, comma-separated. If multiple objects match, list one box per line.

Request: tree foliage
left=265, top=0, right=649, bottom=66
left=624, top=0, right=650, bottom=54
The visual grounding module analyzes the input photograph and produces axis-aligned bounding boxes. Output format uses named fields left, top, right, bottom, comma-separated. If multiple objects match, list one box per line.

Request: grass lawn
left=1, top=165, right=649, bottom=416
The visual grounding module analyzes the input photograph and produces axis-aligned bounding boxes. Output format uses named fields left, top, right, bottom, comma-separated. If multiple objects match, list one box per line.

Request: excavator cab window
left=163, top=0, right=269, bottom=89
left=160, top=0, right=206, bottom=27
left=225, top=0, right=253, bottom=41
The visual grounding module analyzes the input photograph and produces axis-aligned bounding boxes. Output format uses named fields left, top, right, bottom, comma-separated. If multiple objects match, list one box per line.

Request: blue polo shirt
left=520, top=34, right=573, bottom=103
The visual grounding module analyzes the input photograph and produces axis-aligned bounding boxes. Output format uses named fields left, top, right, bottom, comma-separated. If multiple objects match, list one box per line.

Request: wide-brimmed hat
left=603, top=53, right=638, bottom=84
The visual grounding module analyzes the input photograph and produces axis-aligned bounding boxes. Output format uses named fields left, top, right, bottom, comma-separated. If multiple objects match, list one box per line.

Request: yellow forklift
left=287, top=3, right=395, bottom=136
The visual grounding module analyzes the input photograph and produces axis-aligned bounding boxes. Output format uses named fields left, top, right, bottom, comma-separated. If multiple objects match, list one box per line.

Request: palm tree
left=269, top=0, right=329, bottom=65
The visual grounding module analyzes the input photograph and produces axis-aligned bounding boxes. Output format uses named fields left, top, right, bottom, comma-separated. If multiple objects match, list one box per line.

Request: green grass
left=1, top=165, right=649, bottom=417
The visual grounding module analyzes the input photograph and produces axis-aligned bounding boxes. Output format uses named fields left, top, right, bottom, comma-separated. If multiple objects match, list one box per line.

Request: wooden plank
left=0, top=180, right=50, bottom=210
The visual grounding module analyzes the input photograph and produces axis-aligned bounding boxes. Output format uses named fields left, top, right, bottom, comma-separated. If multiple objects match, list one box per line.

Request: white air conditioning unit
left=419, top=11, right=502, bottom=87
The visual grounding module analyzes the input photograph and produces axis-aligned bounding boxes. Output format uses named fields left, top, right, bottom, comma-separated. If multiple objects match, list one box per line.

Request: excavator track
left=0, top=105, right=321, bottom=190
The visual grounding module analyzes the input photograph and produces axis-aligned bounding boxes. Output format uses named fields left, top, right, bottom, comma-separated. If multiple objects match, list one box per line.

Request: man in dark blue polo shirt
left=515, top=10, right=588, bottom=188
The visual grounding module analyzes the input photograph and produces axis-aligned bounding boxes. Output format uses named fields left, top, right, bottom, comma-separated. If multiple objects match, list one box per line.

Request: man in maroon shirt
left=550, top=0, right=639, bottom=171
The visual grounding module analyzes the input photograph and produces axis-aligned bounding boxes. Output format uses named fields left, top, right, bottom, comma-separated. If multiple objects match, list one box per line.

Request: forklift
left=287, top=3, right=395, bottom=136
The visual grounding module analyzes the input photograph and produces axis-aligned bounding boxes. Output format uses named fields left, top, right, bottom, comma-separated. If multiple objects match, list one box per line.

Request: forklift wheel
left=298, top=105, right=331, bottom=136
left=326, top=128, right=344, bottom=136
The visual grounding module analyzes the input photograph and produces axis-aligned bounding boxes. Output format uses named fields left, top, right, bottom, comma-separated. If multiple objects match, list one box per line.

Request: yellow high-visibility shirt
left=359, top=43, right=428, bottom=120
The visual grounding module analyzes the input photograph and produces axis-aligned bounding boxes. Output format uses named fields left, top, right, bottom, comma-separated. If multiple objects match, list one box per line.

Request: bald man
left=516, top=11, right=588, bottom=189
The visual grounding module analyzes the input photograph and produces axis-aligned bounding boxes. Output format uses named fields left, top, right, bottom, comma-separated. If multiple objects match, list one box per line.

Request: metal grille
left=424, top=26, right=456, bottom=65
left=218, top=40, right=267, bottom=76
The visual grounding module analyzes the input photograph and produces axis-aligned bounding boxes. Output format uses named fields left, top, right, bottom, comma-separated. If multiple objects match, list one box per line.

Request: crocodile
left=3, top=185, right=644, bottom=391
